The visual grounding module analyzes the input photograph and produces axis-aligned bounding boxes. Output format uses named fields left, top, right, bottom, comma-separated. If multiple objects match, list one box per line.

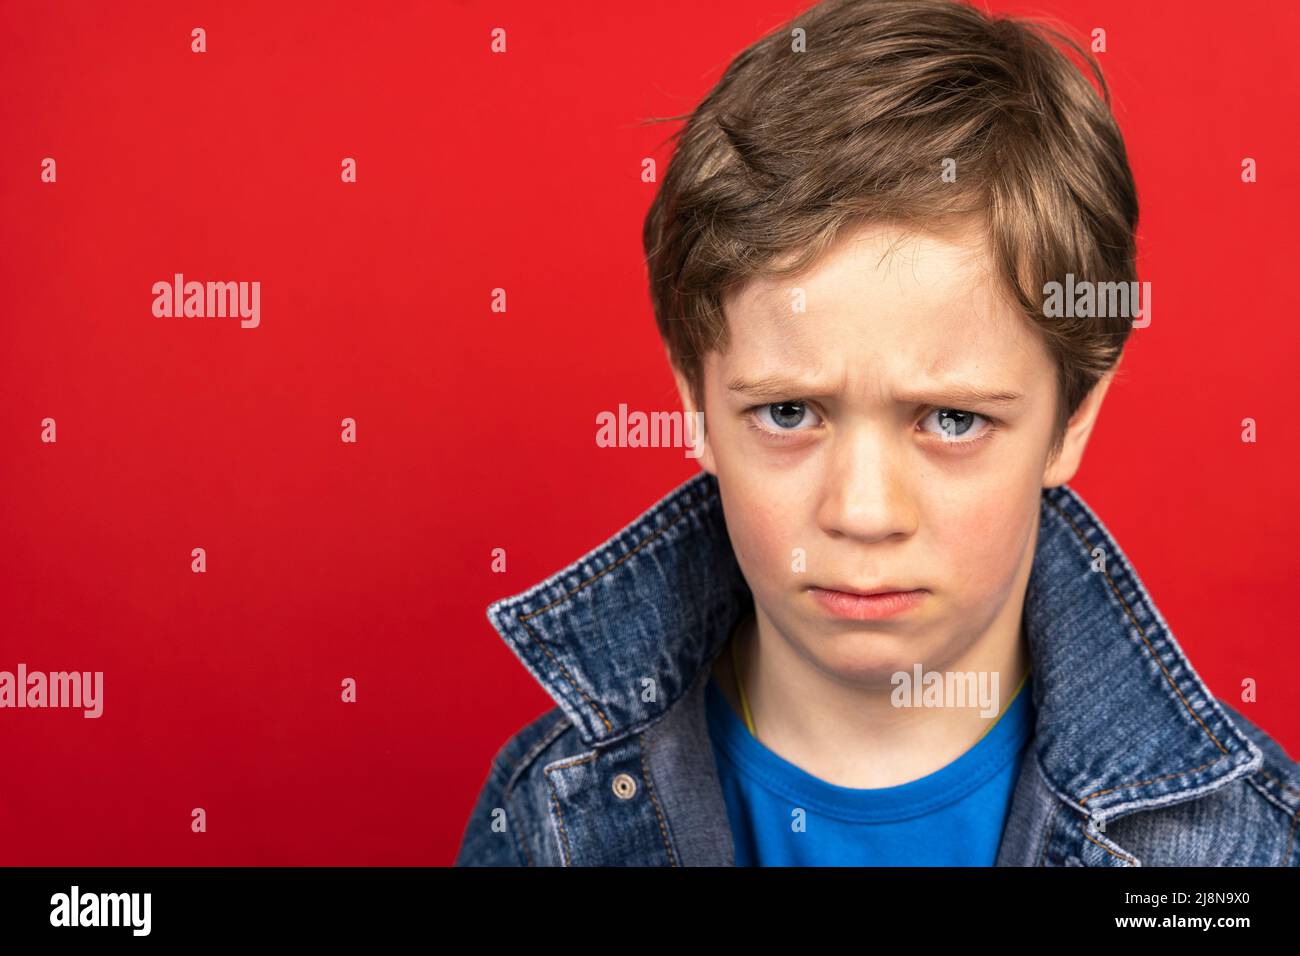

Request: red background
left=1, top=0, right=1296, bottom=865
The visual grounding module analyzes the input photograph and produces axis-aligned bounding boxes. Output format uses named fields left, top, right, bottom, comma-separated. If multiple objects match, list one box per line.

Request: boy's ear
left=1042, top=367, right=1116, bottom=488
left=672, top=367, right=718, bottom=475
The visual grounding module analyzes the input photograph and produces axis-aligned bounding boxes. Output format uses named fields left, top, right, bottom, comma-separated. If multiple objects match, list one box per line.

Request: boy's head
left=641, top=0, right=1139, bottom=680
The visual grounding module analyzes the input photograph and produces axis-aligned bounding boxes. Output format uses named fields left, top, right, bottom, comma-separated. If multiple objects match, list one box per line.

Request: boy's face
left=677, top=217, right=1113, bottom=683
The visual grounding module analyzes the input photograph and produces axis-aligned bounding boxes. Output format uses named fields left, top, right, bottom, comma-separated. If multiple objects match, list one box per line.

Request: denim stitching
left=547, top=752, right=598, bottom=772
left=505, top=713, right=573, bottom=795
left=1082, top=827, right=1138, bottom=866
left=1046, top=493, right=1231, bottom=774
left=1037, top=801, right=1060, bottom=867
left=547, top=783, right=571, bottom=867
left=501, top=713, right=571, bottom=867
left=517, top=617, right=616, bottom=735
left=514, top=480, right=715, bottom=865
left=638, top=731, right=678, bottom=866
left=1252, top=770, right=1300, bottom=864
left=545, top=752, right=596, bottom=866
left=1078, top=758, right=1228, bottom=807
left=1256, top=768, right=1300, bottom=798
left=514, top=489, right=718, bottom=736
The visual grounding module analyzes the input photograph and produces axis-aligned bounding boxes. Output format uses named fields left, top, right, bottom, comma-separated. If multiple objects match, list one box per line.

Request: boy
left=455, top=0, right=1299, bottom=866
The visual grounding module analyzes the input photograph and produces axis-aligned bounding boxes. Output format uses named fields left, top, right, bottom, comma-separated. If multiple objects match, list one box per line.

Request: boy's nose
left=815, top=427, right=918, bottom=543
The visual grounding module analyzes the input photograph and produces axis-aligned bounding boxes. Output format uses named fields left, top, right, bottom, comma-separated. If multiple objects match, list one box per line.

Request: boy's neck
left=712, top=595, right=1032, bottom=790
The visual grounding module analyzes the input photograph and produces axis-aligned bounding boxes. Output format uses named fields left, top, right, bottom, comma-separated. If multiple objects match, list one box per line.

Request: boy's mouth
left=807, top=585, right=927, bottom=621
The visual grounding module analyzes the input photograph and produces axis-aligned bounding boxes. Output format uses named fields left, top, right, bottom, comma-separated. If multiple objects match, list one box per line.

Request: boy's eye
left=747, top=403, right=995, bottom=445
left=921, top=407, right=990, bottom=441
left=757, top=401, right=821, bottom=431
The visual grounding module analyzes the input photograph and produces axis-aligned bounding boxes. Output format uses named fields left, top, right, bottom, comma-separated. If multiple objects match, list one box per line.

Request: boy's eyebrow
left=726, top=374, right=1025, bottom=406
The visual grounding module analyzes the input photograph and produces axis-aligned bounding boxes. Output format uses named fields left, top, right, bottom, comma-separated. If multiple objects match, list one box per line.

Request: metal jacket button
left=611, top=772, right=638, bottom=800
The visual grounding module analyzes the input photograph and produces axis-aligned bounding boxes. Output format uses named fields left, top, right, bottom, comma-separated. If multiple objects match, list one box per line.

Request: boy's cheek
left=932, top=502, right=1035, bottom=597
left=722, top=492, right=806, bottom=592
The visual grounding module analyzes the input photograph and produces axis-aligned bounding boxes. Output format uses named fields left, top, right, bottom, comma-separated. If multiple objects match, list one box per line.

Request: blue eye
left=757, top=401, right=821, bottom=431
left=922, top=407, right=990, bottom=442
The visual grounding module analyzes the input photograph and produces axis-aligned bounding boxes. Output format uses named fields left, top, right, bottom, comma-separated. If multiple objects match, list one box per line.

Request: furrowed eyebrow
left=897, top=382, right=1024, bottom=407
left=726, top=375, right=1024, bottom=407
left=726, top=375, right=825, bottom=400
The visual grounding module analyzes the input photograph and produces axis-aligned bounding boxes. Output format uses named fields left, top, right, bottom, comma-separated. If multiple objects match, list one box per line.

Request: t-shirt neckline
left=704, top=672, right=1035, bottom=824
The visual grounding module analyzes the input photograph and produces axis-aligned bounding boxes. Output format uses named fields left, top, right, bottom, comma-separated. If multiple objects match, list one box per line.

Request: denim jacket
left=455, top=471, right=1300, bottom=866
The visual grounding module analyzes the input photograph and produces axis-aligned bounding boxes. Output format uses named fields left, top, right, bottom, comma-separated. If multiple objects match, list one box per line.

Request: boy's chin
left=797, top=633, right=946, bottom=689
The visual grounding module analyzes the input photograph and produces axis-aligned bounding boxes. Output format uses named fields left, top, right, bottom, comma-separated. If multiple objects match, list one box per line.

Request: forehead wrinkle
left=840, top=219, right=994, bottom=302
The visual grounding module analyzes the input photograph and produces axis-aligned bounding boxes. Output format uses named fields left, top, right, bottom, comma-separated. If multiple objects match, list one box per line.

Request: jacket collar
left=487, top=471, right=1261, bottom=822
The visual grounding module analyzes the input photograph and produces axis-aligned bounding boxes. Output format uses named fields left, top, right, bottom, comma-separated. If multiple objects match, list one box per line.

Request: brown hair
left=641, top=0, right=1139, bottom=463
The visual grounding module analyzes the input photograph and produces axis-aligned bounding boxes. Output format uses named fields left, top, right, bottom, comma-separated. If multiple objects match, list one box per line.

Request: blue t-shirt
left=705, top=672, right=1035, bottom=866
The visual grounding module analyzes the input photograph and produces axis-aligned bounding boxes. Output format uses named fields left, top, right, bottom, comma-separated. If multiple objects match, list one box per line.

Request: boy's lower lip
left=808, top=587, right=927, bottom=620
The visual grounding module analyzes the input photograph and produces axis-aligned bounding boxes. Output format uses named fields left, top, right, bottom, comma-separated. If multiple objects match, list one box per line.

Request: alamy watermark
left=1043, top=273, right=1151, bottom=327
left=0, top=664, right=103, bottom=718
left=152, top=273, right=260, bottom=328
left=595, top=404, right=706, bottom=458
left=50, top=886, right=150, bottom=936
left=890, top=665, right=999, bottom=718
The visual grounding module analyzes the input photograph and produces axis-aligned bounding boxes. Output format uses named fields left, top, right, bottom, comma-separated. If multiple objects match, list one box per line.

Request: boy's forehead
left=717, top=219, right=1031, bottom=379
left=730, top=218, right=999, bottom=315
